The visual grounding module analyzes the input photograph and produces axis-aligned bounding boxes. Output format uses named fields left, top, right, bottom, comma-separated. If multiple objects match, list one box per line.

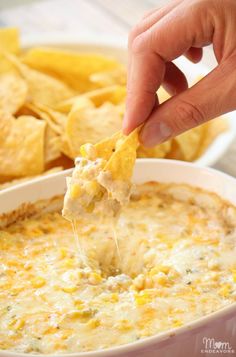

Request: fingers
left=140, top=55, right=236, bottom=147
left=127, top=0, right=183, bottom=86
left=162, top=62, right=188, bottom=95
left=123, top=0, right=214, bottom=134
left=123, top=52, right=165, bottom=134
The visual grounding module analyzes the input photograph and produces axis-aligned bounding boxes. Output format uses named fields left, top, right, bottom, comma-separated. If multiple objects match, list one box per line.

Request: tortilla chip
left=44, top=126, right=62, bottom=164
left=0, top=71, right=28, bottom=115
left=22, top=47, right=122, bottom=91
left=166, top=140, right=184, bottom=160
left=137, top=141, right=171, bottom=158
left=173, top=126, right=205, bottom=161
left=20, top=103, right=64, bottom=164
left=66, top=99, right=122, bottom=158
left=35, top=103, right=67, bottom=131
left=25, top=102, right=66, bottom=135
left=196, top=118, right=228, bottom=158
left=104, top=129, right=139, bottom=180
left=94, top=131, right=122, bottom=160
left=0, top=114, right=45, bottom=177
left=5, top=53, right=74, bottom=106
left=90, top=66, right=127, bottom=87
left=56, top=85, right=126, bottom=113
left=60, top=135, right=73, bottom=159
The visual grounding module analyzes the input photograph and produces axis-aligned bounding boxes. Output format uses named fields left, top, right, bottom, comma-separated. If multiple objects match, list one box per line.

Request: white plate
left=0, top=159, right=235, bottom=357
left=21, top=33, right=236, bottom=167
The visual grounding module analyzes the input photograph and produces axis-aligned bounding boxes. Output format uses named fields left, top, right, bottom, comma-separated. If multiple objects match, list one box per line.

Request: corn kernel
left=87, top=318, right=100, bottom=329
left=45, top=326, right=58, bottom=334
left=133, top=274, right=145, bottom=290
left=116, top=319, right=132, bottom=331
left=11, top=286, right=24, bottom=294
left=70, top=183, right=83, bottom=199
left=134, top=290, right=154, bottom=306
left=172, top=319, right=183, bottom=328
left=149, top=267, right=159, bottom=276
left=129, top=284, right=137, bottom=291
left=54, top=342, right=67, bottom=349
left=61, top=329, right=73, bottom=340
left=89, top=272, right=102, bottom=285
left=80, top=143, right=97, bottom=159
left=67, top=311, right=84, bottom=319
left=15, top=318, right=25, bottom=330
left=110, top=293, right=119, bottom=302
left=74, top=299, right=85, bottom=309
left=23, top=262, right=32, bottom=270
left=59, top=248, right=67, bottom=259
left=219, top=284, right=231, bottom=297
left=62, top=286, right=77, bottom=293
left=67, top=309, right=93, bottom=319
left=101, top=293, right=119, bottom=303
left=61, top=258, right=75, bottom=268
left=9, top=318, right=25, bottom=330
left=7, top=260, right=23, bottom=268
left=154, top=273, right=168, bottom=286
left=84, top=181, right=100, bottom=196
left=31, top=276, right=46, bottom=288
left=80, top=145, right=87, bottom=158
left=135, top=296, right=148, bottom=306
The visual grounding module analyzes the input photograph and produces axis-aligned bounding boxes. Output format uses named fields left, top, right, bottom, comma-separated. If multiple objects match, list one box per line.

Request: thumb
left=140, top=57, right=236, bottom=147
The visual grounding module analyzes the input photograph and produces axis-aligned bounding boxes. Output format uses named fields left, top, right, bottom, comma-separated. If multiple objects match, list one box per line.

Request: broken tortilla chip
left=56, top=85, right=126, bottom=113
left=138, top=141, right=171, bottom=158
left=5, top=53, right=74, bottom=106
left=66, top=99, right=122, bottom=158
left=22, top=47, right=122, bottom=91
left=0, top=113, right=45, bottom=177
left=0, top=71, right=28, bottom=115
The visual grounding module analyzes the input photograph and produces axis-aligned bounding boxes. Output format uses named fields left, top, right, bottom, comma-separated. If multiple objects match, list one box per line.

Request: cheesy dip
left=0, top=182, right=236, bottom=354
left=62, top=129, right=139, bottom=222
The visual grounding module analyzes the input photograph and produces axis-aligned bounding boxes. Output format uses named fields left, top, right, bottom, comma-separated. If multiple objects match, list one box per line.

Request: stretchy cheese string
left=111, top=218, right=121, bottom=263
left=72, top=219, right=88, bottom=267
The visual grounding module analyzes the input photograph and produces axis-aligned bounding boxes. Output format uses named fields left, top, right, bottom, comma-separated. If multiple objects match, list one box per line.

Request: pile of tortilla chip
left=0, top=27, right=227, bottom=189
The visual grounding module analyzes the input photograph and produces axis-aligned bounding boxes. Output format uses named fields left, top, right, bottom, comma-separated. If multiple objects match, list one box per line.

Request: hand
left=123, top=0, right=236, bottom=147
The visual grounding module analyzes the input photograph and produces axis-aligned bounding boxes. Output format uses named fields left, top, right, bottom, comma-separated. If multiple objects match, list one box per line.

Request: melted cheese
left=0, top=182, right=236, bottom=354
left=62, top=156, right=131, bottom=222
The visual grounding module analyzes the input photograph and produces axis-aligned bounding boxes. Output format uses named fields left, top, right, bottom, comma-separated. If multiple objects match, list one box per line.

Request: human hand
left=123, top=0, right=236, bottom=147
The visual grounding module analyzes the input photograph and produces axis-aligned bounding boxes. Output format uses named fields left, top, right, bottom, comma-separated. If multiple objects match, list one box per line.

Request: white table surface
left=0, top=0, right=235, bottom=176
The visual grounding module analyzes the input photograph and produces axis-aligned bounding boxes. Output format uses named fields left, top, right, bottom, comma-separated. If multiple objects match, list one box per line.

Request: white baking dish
left=0, top=159, right=235, bottom=357
left=20, top=33, right=236, bottom=167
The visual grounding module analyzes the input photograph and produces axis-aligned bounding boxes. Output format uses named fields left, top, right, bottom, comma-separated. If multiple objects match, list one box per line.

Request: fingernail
left=141, top=121, right=172, bottom=147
